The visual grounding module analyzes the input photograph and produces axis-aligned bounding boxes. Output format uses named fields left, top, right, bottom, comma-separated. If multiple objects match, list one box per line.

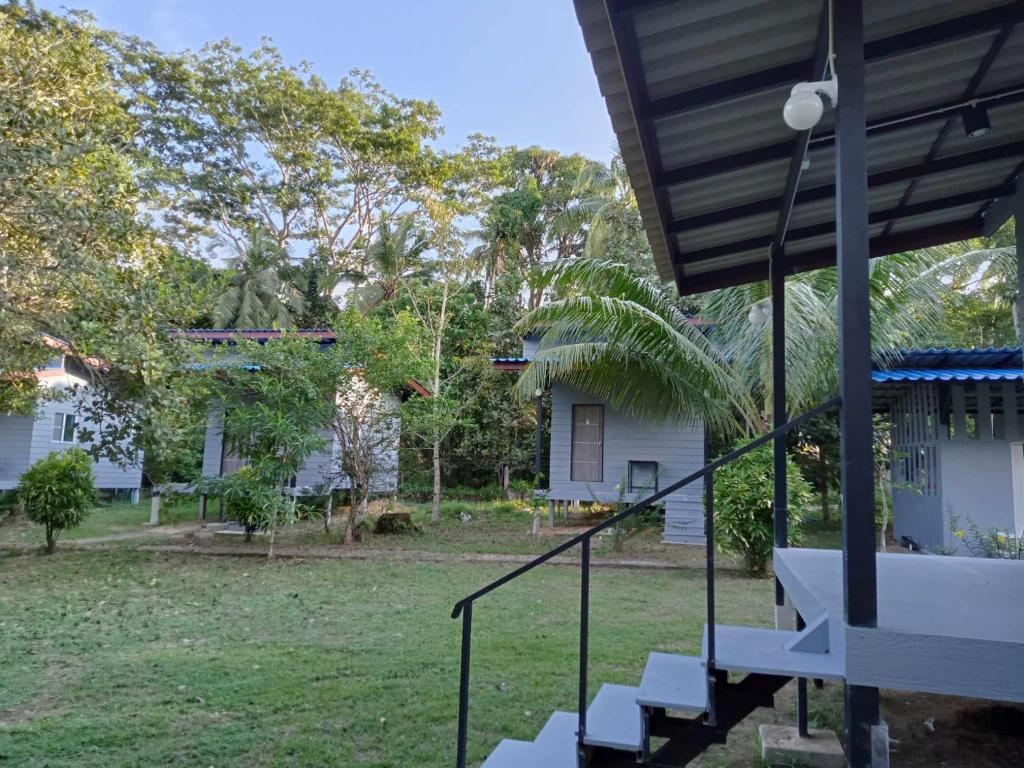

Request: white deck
left=775, top=548, right=1024, bottom=703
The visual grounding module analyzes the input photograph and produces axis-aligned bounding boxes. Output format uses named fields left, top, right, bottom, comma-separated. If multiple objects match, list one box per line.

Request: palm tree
left=700, top=248, right=1004, bottom=418
left=517, top=250, right=996, bottom=438
left=352, top=215, right=432, bottom=312
left=515, top=259, right=755, bottom=436
left=213, top=229, right=305, bottom=329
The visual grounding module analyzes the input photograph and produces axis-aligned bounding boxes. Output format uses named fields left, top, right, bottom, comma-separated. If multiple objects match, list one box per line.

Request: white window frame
left=51, top=412, right=77, bottom=443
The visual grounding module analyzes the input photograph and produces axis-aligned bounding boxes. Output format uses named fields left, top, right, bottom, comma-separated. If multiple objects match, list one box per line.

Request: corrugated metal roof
left=573, top=0, right=1024, bottom=295
left=872, top=367, right=1023, bottom=382
left=886, top=346, right=1022, bottom=368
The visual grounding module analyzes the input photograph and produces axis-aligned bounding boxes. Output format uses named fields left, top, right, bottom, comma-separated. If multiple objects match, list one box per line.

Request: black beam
left=639, top=3, right=1024, bottom=121
left=655, top=82, right=1024, bottom=188
left=603, top=1, right=683, bottom=274
left=674, top=216, right=982, bottom=295
left=881, top=21, right=1016, bottom=238
left=835, top=0, right=880, bottom=764
left=770, top=244, right=787, bottom=612
left=679, top=185, right=1012, bottom=266
left=669, top=140, right=1024, bottom=234
left=982, top=179, right=1023, bottom=234
left=774, top=1, right=831, bottom=247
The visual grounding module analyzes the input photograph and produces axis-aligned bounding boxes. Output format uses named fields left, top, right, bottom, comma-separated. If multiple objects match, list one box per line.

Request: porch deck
left=775, top=548, right=1024, bottom=703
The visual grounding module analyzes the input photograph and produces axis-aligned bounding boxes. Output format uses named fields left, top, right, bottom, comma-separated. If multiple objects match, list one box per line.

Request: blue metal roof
left=872, top=368, right=1024, bottom=384
left=492, top=357, right=530, bottom=364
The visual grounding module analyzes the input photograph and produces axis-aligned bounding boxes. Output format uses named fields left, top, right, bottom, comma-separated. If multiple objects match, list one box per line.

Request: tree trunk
left=431, top=440, right=441, bottom=522
left=149, top=487, right=161, bottom=526
left=323, top=492, right=333, bottom=534
left=45, top=526, right=56, bottom=555
left=501, top=464, right=511, bottom=499
left=267, top=525, right=276, bottom=560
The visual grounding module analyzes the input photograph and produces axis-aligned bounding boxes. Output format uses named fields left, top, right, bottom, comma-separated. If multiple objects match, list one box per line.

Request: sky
left=39, top=0, right=618, bottom=161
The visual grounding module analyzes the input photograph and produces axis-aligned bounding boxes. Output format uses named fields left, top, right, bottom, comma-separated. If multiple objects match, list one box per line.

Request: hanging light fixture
left=962, top=103, right=991, bottom=139
left=783, top=0, right=838, bottom=132
left=747, top=300, right=770, bottom=325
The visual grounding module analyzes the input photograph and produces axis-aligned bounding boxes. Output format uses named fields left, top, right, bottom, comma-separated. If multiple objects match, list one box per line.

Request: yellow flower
left=954, top=529, right=965, bottom=540
left=997, top=533, right=1007, bottom=543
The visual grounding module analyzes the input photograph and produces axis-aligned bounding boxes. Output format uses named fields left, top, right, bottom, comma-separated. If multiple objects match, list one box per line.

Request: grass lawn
left=0, top=549, right=777, bottom=767
left=0, top=498, right=199, bottom=550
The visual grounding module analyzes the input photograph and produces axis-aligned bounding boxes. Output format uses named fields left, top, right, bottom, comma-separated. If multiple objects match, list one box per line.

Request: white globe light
left=783, top=89, right=824, bottom=131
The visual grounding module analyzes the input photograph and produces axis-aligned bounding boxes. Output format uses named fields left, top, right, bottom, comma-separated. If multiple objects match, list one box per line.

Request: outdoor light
left=962, top=103, right=991, bottom=138
left=747, top=300, right=770, bottom=325
left=534, top=388, right=543, bottom=399
left=782, top=79, right=838, bottom=131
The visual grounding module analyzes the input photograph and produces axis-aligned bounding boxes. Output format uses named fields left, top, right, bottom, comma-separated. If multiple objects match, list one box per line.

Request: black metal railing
left=451, top=396, right=842, bottom=768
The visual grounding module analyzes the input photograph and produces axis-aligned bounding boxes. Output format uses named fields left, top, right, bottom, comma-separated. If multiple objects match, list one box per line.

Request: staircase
left=480, top=618, right=841, bottom=767
left=452, top=399, right=843, bottom=768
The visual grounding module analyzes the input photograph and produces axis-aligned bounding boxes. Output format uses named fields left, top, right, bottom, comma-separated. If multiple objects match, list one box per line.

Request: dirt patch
left=0, top=662, right=81, bottom=727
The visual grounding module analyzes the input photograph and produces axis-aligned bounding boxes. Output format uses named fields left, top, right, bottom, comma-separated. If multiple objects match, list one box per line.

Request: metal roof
left=885, top=345, right=1022, bottom=368
left=574, top=1, right=1024, bottom=295
left=872, top=367, right=1023, bottom=383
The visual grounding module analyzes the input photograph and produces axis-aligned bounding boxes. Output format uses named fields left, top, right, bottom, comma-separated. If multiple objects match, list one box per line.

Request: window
left=571, top=404, right=603, bottom=482
left=51, top=412, right=76, bottom=443
left=629, top=461, right=658, bottom=493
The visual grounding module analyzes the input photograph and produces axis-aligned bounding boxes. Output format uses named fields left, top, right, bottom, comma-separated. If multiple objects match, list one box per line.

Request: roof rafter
left=638, top=3, right=1024, bottom=122
left=654, top=83, right=1024, bottom=188
left=679, top=185, right=1013, bottom=266
left=669, top=139, right=1024, bottom=234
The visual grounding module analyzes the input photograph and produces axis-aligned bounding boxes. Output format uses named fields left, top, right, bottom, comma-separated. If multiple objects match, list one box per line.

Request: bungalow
left=495, top=335, right=706, bottom=544
left=0, top=335, right=142, bottom=499
left=184, top=329, right=429, bottom=512
left=874, top=346, right=1024, bottom=552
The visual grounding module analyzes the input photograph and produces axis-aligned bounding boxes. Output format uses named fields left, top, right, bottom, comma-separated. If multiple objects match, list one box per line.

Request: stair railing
left=451, top=396, right=841, bottom=768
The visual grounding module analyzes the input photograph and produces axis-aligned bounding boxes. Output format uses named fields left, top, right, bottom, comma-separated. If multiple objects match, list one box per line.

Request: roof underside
left=575, top=0, right=1024, bottom=295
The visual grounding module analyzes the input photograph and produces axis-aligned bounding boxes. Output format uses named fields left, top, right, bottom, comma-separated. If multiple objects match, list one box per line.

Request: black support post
left=835, top=1, right=881, bottom=766
left=1016, top=198, right=1024, bottom=347
left=771, top=243, right=788, bottom=608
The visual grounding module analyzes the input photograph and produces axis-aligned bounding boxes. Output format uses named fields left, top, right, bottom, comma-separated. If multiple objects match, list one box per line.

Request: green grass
left=0, top=497, right=199, bottom=549
left=0, top=550, right=775, bottom=767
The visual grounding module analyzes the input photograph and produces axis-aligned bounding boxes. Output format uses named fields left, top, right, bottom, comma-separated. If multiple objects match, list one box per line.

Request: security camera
left=783, top=79, right=839, bottom=131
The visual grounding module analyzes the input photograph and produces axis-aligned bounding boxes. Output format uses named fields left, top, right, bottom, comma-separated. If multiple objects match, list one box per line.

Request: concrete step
left=702, top=624, right=844, bottom=680
left=582, top=683, right=643, bottom=751
left=636, top=652, right=709, bottom=714
left=480, top=739, right=536, bottom=768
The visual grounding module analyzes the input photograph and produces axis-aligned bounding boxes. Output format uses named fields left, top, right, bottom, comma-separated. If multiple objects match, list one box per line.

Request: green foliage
left=516, top=258, right=754, bottom=436
left=201, top=468, right=295, bottom=540
left=16, top=448, right=96, bottom=553
left=714, top=442, right=812, bottom=576
left=950, top=513, right=1024, bottom=559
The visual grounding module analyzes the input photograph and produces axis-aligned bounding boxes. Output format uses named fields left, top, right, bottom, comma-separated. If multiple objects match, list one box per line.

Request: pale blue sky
left=41, top=0, right=617, bottom=161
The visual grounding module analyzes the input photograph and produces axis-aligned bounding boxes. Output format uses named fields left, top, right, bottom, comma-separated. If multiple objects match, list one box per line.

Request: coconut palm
left=515, top=259, right=756, bottom=436
left=213, top=229, right=305, bottom=329
left=352, top=215, right=432, bottom=312
left=701, top=247, right=1008, bottom=417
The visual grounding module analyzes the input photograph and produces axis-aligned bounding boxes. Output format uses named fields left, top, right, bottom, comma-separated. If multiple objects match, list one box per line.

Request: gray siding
left=0, top=394, right=142, bottom=491
left=201, top=407, right=224, bottom=478
left=547, top=383, right=705, bottom=543
left=0, top=414, right=34, bottom=489
left=939, top=436, right=1017, bottom=550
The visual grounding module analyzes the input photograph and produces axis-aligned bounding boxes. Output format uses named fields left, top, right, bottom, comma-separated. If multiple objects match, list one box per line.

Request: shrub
left=714, top=440, right=812, bottom=576
left=17, top=448, right=96, bottom=554
left=200, top=469, right=294, bottom=541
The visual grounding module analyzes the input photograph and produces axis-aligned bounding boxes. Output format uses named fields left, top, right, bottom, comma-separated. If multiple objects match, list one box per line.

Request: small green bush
left=200, top=468, right=294, bottom=541
left=714, top=441, right=812, bottom=576
left=17, top=448, right=96, bottom=554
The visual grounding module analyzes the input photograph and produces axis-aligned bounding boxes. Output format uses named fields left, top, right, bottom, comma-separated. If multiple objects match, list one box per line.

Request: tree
left=213, top=229, right=306, bottom=329
left=351, top=215, right=431, bottom=313
left=700, top=249, right=997, bottom=418
left=0, top=3, right=197, bottom=416
left=325, top=309, right=424, bottom=541
left=17, top=448, right=96, bottom=554
left=478, top=148, right=595, bottom=309
left=200, top=336, right=341, bottom=552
